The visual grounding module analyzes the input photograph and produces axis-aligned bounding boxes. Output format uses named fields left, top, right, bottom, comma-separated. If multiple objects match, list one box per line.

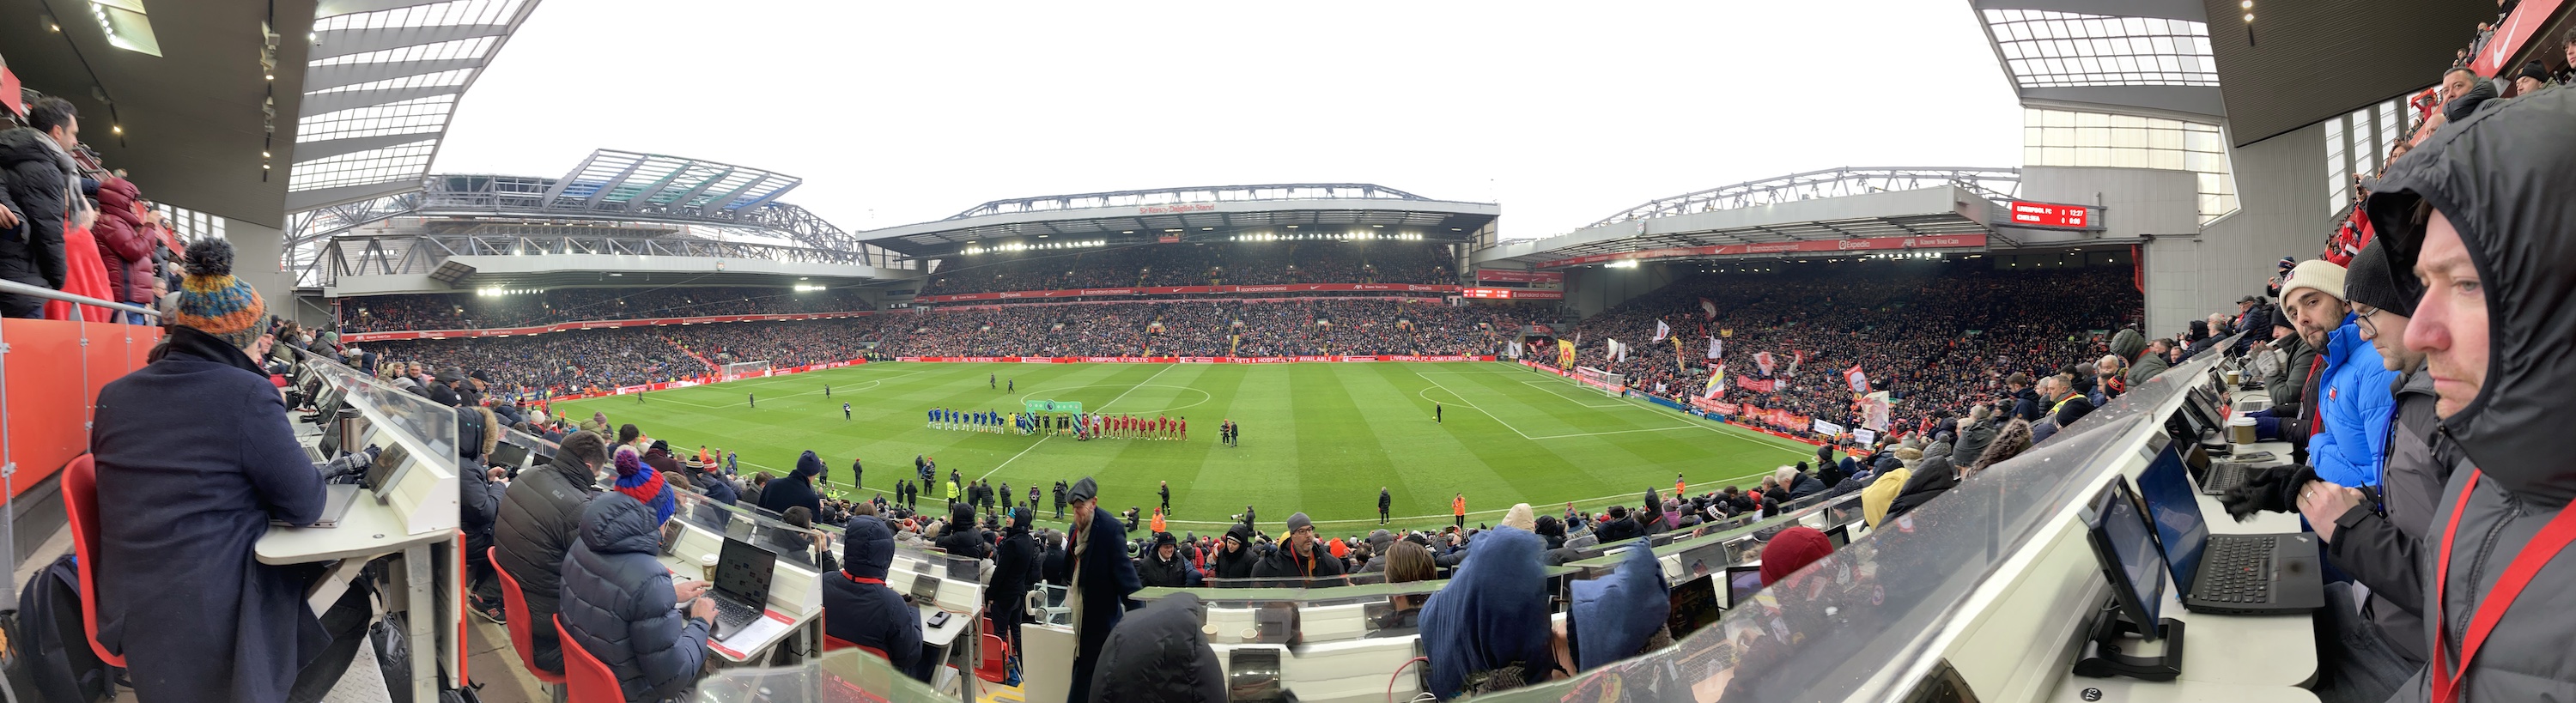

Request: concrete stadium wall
left=2142, top=122, right=2332, bottom=337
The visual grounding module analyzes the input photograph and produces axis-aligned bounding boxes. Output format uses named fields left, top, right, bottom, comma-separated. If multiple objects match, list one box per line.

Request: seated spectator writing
left=495, top=429, right=613, bottom=676
left=558, top=482, right=714, bottom=702
left=823, top=516, right=932, bottom=682
left=90, top=239, right=333, bottom=701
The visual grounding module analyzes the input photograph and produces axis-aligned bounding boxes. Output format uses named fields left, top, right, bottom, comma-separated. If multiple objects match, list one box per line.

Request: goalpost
left=720, top=361, right=773, bottom=382
left=1573, top=366, right=1627, bottom=397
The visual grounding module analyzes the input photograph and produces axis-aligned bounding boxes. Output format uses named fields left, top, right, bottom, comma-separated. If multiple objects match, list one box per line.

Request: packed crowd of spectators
left=920, top=240, right=1454, bottom=295
left=337, top=286, right=873, bottom=332
left=0, top=94, right=184, bottom=323
left=1560, top=262, right=2141, bottom=434
left=877, top=298, right=1516, bottom=358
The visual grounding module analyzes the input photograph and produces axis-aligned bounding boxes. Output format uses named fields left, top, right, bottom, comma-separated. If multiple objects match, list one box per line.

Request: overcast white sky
left=435, top=0, right=2026, bottom=240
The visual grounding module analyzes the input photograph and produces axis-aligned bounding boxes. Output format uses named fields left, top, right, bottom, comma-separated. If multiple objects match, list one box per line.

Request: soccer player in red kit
left=1177, top=417, right=1188, bottom=440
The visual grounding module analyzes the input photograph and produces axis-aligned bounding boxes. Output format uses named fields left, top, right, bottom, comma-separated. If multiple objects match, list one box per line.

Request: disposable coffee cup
left=2229, top=416, right=2257, bottom=445
left=2226, top=370, right=2241, bottom=385
left=700, top=553, right=720, bottom=580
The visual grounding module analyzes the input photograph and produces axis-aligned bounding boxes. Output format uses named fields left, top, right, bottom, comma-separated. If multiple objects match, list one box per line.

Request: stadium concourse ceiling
left=2197, top=0, right=2532, bottom=146
left=860, top=184, right=1498, bottom=258
left=0, top=0, right=538, bottom=228
left=1968, top=0, right=2230, bottom=121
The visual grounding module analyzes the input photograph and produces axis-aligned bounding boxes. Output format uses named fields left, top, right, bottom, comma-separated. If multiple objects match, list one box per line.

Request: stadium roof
left=288, top=0, right=541, bottom=212
left=861, top=184, right=1498, bottom=257
left=1969, top=0, right=2229, bottom=120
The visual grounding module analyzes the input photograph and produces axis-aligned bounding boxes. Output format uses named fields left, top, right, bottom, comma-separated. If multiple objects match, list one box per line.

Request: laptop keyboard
left=2199, top=536, right=2275, bottom=603
left=713, top=597, right=764, bottom=634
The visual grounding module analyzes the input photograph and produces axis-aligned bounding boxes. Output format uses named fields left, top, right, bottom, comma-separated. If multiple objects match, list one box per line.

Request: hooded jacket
left=757, top=451, right=825, bottom=519
left=2306, top=315, right=2402, bottom=487
left=1085, top=592, right=1228, bottom=703
left=1419, top=527, right=1556, bottom=699
left=988, top=518, right=1040, bottom=615
left=2360, top=87, right=2576, bottom=703
left=1882, top=455, right=1958, bottom=522
left=0, top=127, right=71, bottom=292
left=1569, top=541, right=1669, bottom=671
left=494, top=448, right=605, bottom=674
left=1211, top=523, right=1261, bottom=581
left=823, top=517, right=927, bottom=681
left=2109, top=329, right=2147, bottom=368
left=1951, top=419, right=1998, bottom=470
left=91, top=326, right=327, bottom=703
left=934, top=501, right=992, bottom=559
left=89, top=179, right=155, bottom=305
left=2324, top=365, right=2451, bottom=664
left=557, top=493, right=710, bottom=703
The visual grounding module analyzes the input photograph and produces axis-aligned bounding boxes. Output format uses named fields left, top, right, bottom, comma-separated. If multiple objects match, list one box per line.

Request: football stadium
left=1, top=1, right=2570, bottom=702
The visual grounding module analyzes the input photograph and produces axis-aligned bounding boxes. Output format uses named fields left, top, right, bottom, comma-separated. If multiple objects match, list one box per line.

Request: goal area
left=720, top=361, right=773, bottom=382
left=1574, top=366, right=1627, bottom=396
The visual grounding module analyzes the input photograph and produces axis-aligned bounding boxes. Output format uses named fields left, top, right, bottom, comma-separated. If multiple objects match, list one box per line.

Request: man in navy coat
left=92, top=239, right=330, bottom=703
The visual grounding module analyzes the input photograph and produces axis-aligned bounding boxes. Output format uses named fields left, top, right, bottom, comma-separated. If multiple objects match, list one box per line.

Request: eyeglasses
left=2353, top=306, right=2381, bottom=337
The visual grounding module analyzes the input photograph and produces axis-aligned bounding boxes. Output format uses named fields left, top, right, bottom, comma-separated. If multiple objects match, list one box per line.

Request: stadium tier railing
left=0, top=280, right=163, bottom=602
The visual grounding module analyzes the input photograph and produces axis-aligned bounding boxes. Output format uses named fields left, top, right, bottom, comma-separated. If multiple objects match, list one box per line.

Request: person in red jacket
left=91, top=178, right=155, bottom=321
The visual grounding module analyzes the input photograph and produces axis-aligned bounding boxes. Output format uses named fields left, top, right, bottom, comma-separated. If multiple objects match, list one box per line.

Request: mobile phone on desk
left=927, top=610, right=951, bottom=628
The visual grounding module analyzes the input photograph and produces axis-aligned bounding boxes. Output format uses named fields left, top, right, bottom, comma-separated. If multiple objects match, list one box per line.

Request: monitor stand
left=2070, top=601, right=2184, bottom=682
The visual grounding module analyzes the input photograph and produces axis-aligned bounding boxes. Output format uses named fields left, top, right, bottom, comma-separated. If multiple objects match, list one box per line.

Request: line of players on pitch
left=926, top=407, right=1224, bottom=442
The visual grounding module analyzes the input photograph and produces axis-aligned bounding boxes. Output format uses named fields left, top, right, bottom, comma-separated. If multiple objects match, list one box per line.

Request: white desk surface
left=2048, top=676, right=2320, bottom=703
left=256, top=496, right=449, bottom=564
left=654, top=553, right=820, bottom=663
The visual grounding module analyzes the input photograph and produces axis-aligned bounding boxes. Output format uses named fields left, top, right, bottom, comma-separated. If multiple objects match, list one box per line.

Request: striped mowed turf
left=553, top=361, right=1818, bottom=536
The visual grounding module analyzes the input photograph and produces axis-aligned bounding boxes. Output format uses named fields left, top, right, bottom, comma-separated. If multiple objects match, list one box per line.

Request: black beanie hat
left=2343, top=237, right=2421, bottom=317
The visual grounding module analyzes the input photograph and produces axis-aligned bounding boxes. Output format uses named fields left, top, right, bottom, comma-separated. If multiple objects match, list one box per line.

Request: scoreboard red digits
left=2006, top=201, right=2090, bottom=228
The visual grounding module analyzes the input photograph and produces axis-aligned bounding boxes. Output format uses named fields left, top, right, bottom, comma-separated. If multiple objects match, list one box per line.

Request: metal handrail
left=0, top=278, right=163, bottom=319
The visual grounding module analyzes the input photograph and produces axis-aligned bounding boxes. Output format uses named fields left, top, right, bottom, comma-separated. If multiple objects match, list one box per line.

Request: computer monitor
left=1666, top=573, right=1725, bottom=639
left=365, top=440, right=410, bottom=499
left=489, top=441, right=531, bottom=471
left=1825, top=524, right=1850, bottom=547
left=2081, top=478, right=2168, bottom=639
left=714, top=537, right=779, bottom=610
left=2134, top=434, right=2211, bottom=596
left=1724, top=565, right=1766, bottom=606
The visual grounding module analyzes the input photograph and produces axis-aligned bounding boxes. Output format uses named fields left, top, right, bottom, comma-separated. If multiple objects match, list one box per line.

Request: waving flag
left=1609, top=338, right=1627, bottom=364
left=1673, top=336, right=1687, bottom=371
left=1704, top=362, right=1727, bottom=399
left=1652, top=319, right=1670, bottom=342
left=1698, top=298, right=1717, bottom=320
left=1558, top=339, right=1577, bottom=369
left=1707, top=336, right=1723, bottom=360
left=1844, top=365, right=1870, bottom=394
left=1789, top=349, right=1806, bottom=376
left=1753, top=351, right=1777, bottom=376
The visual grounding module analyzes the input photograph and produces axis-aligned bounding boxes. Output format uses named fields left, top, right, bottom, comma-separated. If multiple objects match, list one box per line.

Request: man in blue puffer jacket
left=2279, top=259, right=2399, bottom=488
left=558, top=492, right=716, bottom=702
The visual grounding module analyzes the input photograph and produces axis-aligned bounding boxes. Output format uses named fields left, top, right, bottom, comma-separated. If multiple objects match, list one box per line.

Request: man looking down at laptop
left=2359, top=88, right=2576, bottom=702
left=90, top=239, right=331, bottom=702
left=558, top=487, right=714, bottom=701
left=495, top=428, right=612, bottom=676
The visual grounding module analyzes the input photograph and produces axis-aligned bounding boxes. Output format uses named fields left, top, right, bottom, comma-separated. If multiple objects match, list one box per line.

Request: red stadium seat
left=556, top=614, right=625, bottom=703
left=491, top=547, right=565, bottom=684
left=61, top=454, right=125, bottom=668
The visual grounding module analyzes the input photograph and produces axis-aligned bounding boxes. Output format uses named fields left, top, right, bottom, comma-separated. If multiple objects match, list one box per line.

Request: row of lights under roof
left=960, top=239, right=1106, bottom=255
left=1232, top=230, right=1423, bottom=242
left=476, top=287, right=545, bottom=296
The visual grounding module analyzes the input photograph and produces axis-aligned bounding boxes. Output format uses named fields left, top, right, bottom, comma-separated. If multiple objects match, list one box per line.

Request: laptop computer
left=1666, top=573, right=1725, bottom=640
left=708, top=537, right=779, bottom=640
left=2081, top=476, right=2171, bottom=640
left=1824, top=524, right=1850, bottom=547
left=2135, top=433, right=2324, bottom=615
left=1723, top=565, right=1765, bottom=607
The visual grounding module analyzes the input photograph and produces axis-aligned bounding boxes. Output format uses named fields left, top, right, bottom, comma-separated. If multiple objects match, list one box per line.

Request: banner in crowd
left=1688, top=397, right=1738, bottom=415
left=1753, top=352, right=1777, bottom=376
left=1736, top=378, right=1778, bottom=393
left=339, top=311, right=880, bottom=342
left=1860, top=391, right=1893, bottom=432
left=1558, top=339, right=1577, bottom=369
left=1706, top=336, right=1722, bottom=360
left=1532, top=234, right=1990, bottom=269
left=1474, top=270, right=1565, bottom=284
left=915, top=282, right=1463, bottom=304
left=1672, top=336, right=1686, bottom=371
left=1703, top=362, right=1726, bottom=399
left=1813, top=419, right=1846, bottom=436
left=1844, top=365, right=1869, bottom=394
left=1652, top=320, right=1669, bottom=342
left=1853, top=427, right=1878, bottom=446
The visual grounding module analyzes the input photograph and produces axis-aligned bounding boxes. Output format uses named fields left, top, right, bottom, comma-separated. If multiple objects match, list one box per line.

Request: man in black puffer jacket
left=459, top=407, right=510, bottom=617
left=1085, top=592, right=1227, bottom=703
left=987, top=507, right=1041, bottom=653
left=824, top=516, right=930, bottom=682
left=757, top=451, right=826, bottom=520
left=558, top=492, right=715, bottom=702
left=0, top=98, right=76, bottom=318
left=1138, top=532, right=1191, bottom=587
left=935, top=500, right=992, bottom=560
left=493, top=429, right=611, bottom=676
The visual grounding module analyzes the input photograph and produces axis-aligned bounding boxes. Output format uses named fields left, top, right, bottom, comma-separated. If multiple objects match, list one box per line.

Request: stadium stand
left=921, top=240, right=1455, bottom=295
left=338, top=287, right=874, bottom=332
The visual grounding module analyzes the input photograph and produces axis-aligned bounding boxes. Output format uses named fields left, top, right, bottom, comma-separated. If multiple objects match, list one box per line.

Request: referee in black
left=1378, top=487, right=1392, bottom=524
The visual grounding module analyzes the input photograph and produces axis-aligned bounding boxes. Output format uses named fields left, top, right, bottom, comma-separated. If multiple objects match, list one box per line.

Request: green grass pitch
left=552, top=361, right=1820, bottom=536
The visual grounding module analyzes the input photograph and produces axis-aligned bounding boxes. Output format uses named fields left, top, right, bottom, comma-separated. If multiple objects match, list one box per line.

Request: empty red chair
left=490, top=547, right=564, bottom=684
left=61, top=454, right=125, bottom=668
left=556, top=615, right=625, bottom=703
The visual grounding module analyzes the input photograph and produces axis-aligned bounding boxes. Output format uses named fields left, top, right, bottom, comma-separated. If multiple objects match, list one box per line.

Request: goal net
left=1574, top=366, right=1627, bottom=396
left=720, top=361, right=773, bottom=382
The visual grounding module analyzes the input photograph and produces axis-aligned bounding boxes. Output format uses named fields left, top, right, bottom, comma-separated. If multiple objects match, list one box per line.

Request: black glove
left=2221, top=464, right=2316, bottom=522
